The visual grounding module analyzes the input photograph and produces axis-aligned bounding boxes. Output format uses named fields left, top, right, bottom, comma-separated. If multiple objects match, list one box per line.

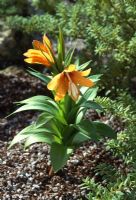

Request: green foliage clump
left=31, top=0, right=61, bottom=14
left=7, top=14, right=57, bottom=35
left=81, top=172, right=136, bottom=200
left=96, top=92, right=136, bottom=161
left=80, top=92, right=136, bottom=199
left=0, top=0, right=29, bottom=17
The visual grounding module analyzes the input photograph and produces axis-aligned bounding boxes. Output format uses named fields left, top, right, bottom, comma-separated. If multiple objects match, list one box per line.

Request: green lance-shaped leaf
left=57, top=27, right=65, bottom=69
left=36, top=113, right=54, bottom=127
left=61, top=124, right=77, bottom=145
left=18, top=96, right=61, bottom=115
left=74, top=58, right=79, bottom=67
left=8, top=125, right=33, bottom=149
left=64, top=48, right=75, bottom=67
left=24, top=132, right=54, bottom=148
left=50, top=142, right=73, bottom=172
left=27, top=68, right=51, bottom=84
left=75, top=120, right=100, bottom=142
left=79, top=87, right=99, bottom=104
left=67, top=105, right=79, bottom=123
left=12, top=96, right=67, bottom=125
left=19, top=95, right=50, bottom=103
left=75, top=108, right=85, bottom=124
left=13, top=103, right=55, bottom=115
left=78, top=75, right=101, bottom=105
left=48, top=118, right=62, bottom=139
left=77, top=60, right=91, bottom=71
left=19, top=95, right=59, bottom=109
left=92, top=121, right=116, bottom=139
left=8, top=133, right=29, bottom=149
left=75, top=119, right=116, bottom=143
left=88, top=74, right=102, bottom=83
left=8, top=124, right=54, bottom=148
left=35, top=112, right=63, bottom=140
left=13, top=96, right=58, bottom=115
left=72, top=131, right=92, bottom=145
left=81, top=100, right=103, bottom=111
left=23, top=95, right=67, bottom=125
left=8, top=124, right=35, bottom=148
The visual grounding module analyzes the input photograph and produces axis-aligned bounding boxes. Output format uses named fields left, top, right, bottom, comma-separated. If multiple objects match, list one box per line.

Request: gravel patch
left=0, top=140, right=127, bottom=200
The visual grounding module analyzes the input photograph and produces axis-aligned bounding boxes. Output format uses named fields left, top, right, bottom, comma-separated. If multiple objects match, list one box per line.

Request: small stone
left=71, top=159, right=79, bottom=164
left=17, top=188, right=21, bottom=193
left=52, top=187, right=58, bottom=192
left=28, top=177, right=33, bottom=182
left=32, top=184, right=40, bottom=189
left=83, top=152, right=87, bottom=157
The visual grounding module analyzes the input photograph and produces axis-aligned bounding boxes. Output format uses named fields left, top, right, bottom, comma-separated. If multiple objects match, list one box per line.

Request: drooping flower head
left=24, top=35, right=54, bottom=67
left=47, top=64, right=94, bottom=101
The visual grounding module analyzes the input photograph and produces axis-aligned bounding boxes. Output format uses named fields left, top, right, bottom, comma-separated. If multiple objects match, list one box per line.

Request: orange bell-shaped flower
left=24, top=35, right=54, bottom=67
left=47, top=64, right=94, bottom=101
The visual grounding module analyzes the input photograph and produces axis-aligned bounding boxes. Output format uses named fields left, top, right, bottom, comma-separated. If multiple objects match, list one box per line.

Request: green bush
left=7, top=14, right=57, bottom=35
left=81, top=173, right=136, bottom=200
left=96, top=92, right=136, bottom=162
left=0, top=0, right=30, bottom=17
left=31, top=0, right=61, bottom=14
left=81, top=92, right=136, bottom=199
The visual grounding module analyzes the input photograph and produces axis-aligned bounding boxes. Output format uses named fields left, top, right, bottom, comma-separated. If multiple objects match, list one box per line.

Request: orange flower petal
left=24, top=49, right=54, bottom=64
left=71, top=71, right=94, bottom=87
left=64, top=64, right=76, bottom=72
left=32, top=41, right=54, bottom=63
left=68, top=81, right=79, bottom=101
left=24, top=35, right=54, bottom=68
left=32, top=40, right=48, bottom=53
left=47, top=73, right=63, bottom=91
left=23, top=49, right=42, bottom=57
left=43, top=35, right=52, bottom=49
left=24, top=56, right=51, bottom=66
left=41, top=51, right=54, bottom=63
left=43, top=35, right=55, bottom=61
left=55, top=75, right=68, bottom=101
left=79, top=68, right=91, bottom=76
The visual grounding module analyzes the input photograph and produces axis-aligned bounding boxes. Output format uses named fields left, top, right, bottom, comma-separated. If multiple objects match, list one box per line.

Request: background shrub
left=2, top=0, right=136, bottom=94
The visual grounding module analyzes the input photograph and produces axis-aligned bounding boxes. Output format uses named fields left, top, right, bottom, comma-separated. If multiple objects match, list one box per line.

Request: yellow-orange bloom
left=24, top=35, right=54, bottom=67
left=47, top=65, right=94, bottom=101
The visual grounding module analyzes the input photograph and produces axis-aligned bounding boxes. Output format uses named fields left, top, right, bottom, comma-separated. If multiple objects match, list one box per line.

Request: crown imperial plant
left=9, top=30, right=116, bottom=173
